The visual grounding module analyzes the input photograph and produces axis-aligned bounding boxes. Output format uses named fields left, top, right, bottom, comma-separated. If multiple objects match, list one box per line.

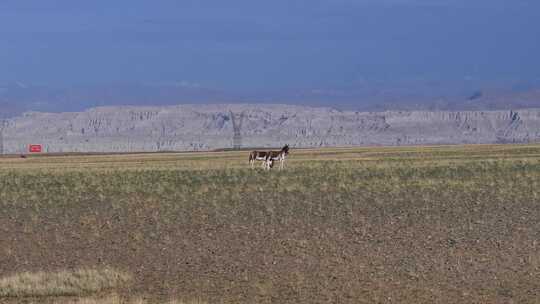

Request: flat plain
left=1, top=144, right=540, bottom=303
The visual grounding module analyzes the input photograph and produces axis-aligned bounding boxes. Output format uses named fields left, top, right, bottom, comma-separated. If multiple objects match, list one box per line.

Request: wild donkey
left=265, top=144, right=290, bottom=170
left=249, top=145, right=289, bottom=170
left=249, top=150, right=271, bottom=169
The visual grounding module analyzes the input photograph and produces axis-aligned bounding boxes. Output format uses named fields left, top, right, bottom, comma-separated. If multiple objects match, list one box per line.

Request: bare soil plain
left=1, top=144, right=540, bottom=303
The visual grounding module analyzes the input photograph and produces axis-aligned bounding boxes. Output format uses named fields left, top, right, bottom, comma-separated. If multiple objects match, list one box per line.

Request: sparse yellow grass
left=0, top=268, right=131, bottom=298
left=9, top=293, right=207, bottom=304
left=2, top=144, right=540, bottom=303
left=1, top=143, right=539, bottom=172
left=72, top=294, right=206, bottom=304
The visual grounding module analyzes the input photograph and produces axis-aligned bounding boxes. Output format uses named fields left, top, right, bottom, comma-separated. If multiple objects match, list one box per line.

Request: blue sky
left=1, top=0, right=539, bottom=91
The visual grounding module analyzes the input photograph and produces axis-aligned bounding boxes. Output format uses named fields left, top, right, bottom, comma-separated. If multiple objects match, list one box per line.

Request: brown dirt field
left=1, top=145, right=540, bottom=303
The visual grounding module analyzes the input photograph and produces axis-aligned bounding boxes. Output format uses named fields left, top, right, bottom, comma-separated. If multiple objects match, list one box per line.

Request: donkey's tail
left=248, top=151, right=254, bottom=163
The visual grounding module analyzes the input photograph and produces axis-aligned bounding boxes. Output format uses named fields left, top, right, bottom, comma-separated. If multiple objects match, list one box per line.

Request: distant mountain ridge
left=2, top=82, right=540, bottom=118
left=2, top=104, right=540, bottom=153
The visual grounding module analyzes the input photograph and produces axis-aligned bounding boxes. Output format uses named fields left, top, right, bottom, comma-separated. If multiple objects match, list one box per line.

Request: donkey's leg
left=266, top=159, right=273, bottom=170
left=249, top=153, right=255, bottom=169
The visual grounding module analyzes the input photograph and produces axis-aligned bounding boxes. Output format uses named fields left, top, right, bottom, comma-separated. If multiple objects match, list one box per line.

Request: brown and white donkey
left=265, top=144, right=290, bottom=170
left=249, top=150, right=271, bottom=169
left=249, top=145, right=290, bottom=170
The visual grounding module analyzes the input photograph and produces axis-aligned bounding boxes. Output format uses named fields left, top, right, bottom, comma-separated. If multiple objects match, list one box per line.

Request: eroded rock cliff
left=2, top=105, right=540, bottom=153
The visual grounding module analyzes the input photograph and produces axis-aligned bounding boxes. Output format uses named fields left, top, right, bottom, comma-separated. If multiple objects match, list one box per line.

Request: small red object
left=29, top=144, right=42, bottom=153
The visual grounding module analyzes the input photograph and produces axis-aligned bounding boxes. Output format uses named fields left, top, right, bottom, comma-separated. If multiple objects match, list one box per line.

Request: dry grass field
left=1, top=144, right=540, bottom=303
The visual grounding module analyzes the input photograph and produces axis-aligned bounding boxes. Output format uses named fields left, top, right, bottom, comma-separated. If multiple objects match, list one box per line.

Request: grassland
left=1, top=144, right=540, bottom=303
left=0, top=268, right=130, bottom=298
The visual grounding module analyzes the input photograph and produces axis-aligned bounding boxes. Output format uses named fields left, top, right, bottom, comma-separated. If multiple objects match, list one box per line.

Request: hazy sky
left=1, top=0, right=539, bottom=90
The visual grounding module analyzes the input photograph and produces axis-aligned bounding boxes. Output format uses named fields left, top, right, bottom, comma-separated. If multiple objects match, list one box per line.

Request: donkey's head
left=282, top=144, right=290, bottom=155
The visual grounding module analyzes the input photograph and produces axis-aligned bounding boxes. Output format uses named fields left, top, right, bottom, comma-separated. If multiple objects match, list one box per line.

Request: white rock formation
left=1, top=104, right=540, bottom=153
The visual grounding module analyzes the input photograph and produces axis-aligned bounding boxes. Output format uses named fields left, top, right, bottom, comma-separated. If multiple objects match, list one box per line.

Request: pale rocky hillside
left=1, top=104, right=540, bottom=153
